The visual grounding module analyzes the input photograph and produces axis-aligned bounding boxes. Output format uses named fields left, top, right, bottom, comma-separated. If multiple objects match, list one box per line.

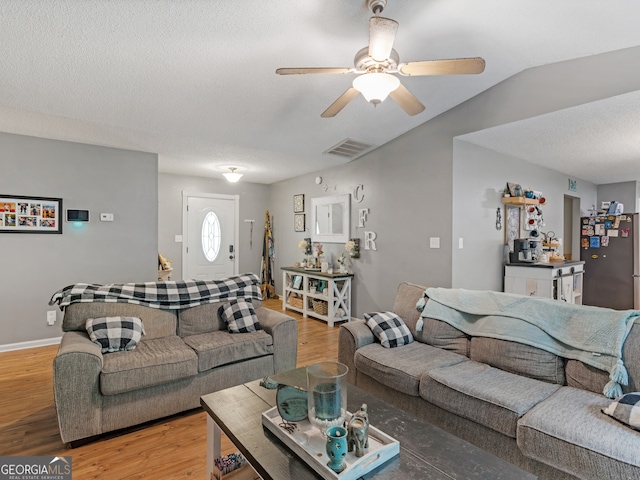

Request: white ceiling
left=460, top=91, right=640, bottom=185
left=1, top=1, right=640, bottom=185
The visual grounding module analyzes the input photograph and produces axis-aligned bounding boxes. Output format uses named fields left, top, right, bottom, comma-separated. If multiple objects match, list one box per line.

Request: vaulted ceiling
left=1, top=1, right=640, bottom=184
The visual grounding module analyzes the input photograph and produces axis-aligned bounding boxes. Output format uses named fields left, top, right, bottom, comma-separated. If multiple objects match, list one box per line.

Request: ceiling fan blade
left=399, top=57, right=486, bottom=76
left=276, top=67, right=353, bottom=75
left=321, top=87, right=360, bottom=118
left=368, top=17, right=398, bottom=62
left=389, top=83, right=425, bottom=116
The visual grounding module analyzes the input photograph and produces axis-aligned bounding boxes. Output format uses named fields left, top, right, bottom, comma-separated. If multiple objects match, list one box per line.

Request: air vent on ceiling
left=323, top=138, right=375, bottom=160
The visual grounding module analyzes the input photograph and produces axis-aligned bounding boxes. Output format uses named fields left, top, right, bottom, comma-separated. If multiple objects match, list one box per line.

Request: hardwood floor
left=0, top=299, right=339, bottom=479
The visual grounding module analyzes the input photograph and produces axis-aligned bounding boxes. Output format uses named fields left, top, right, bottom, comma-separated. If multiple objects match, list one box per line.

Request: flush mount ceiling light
left=222, top=167, right=243, bottom=183
left=352, top=72, right=400, bottom=104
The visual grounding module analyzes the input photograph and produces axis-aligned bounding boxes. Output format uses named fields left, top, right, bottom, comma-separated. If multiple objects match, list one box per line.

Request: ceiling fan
left=276, top=0, right=485, bottom=118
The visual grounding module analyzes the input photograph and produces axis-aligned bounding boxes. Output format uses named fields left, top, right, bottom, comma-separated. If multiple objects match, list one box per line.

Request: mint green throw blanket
left=416, top=288, right=640, bottom=398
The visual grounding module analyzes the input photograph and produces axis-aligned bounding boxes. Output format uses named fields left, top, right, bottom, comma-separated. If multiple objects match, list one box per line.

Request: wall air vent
left=323, top=138, right=375, bottom=160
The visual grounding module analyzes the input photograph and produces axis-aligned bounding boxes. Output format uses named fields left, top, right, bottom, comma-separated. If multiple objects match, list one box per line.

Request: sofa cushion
left=178, top=302, right=226, bottom=337
left=602, top=392, right=640, bottom=431
left=470, top=337, right=566, bottom=385
left=100, top=335, right=198, bottom=395
left=178, top=299, right=264, bottom=337
left=391, top=282, right=426, bottom=334
left=566, top=359, right=609, bottom=394
left=182, top=330, right=273, bottom=372
left=421, top=361, right=560, bottom=437
left=220, top=299, right=262, bottom=333
left=354, top=341, right=467, bottom=396
left=64, top=302, right=176, bottom=339
left=419, top=316, right=469, bottom=356
left=364, top=312, right=413, bottom=348
left=86, top=316, right=145, bottom=353
left=567, top=321, right=640, bottom=395
left=518, top=387, right=640, bottom=478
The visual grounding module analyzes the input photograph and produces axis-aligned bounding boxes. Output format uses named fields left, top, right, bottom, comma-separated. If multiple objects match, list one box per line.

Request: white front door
left=183, top=193, right=239, bottom=281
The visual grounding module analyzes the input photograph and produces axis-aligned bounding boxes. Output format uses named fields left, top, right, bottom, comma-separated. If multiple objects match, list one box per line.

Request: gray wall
left=269, top=46, right=640, bottom=316
left=0, top=133, right=157, bottom=348
left=597, top=181, right=639, bottom=213
left=452, top=141, right=597, bottom=291
left=5, top=46, right=640, bottom=346
left=158, top=173, right=270, bottom=280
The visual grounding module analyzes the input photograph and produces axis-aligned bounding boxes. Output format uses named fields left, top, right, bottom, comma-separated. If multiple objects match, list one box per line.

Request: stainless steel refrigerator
left=580, top=213, right=639, bottom=310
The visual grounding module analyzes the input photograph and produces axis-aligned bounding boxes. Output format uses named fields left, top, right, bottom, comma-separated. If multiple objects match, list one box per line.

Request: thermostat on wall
left=66, top=209, right=89, bottom=222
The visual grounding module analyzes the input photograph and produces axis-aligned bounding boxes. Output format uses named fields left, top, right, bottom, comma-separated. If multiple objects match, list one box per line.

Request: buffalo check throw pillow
left=86, top=316, right=145, bottom=353
left=219, top=299, right=262, bottom=333
left=602, top=392, right=640, bottom=431
left=364, top=312, right=414, bottom=348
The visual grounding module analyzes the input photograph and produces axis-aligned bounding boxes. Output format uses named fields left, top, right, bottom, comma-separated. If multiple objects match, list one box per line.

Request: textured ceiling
left=460, top=91, right=640, bottom=185
left=1, top=1, right=640, bottom=184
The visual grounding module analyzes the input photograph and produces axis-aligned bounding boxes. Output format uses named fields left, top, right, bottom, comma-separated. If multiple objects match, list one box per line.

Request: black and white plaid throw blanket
left=49, top=273, right=263, bottom=310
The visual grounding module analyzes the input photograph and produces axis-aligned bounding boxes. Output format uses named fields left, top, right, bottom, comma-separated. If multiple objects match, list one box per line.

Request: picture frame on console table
left=0, top=194, right=62, bottom=234
left=291, top=275, right=303, bottom=290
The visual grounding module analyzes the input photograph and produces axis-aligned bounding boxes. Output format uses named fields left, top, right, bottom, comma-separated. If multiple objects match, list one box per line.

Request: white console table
left=281, top=267, right=353, bottom=327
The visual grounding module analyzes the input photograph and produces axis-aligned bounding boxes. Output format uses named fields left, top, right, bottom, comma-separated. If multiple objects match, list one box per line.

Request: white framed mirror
left=311, top=194, right=350, bottom=243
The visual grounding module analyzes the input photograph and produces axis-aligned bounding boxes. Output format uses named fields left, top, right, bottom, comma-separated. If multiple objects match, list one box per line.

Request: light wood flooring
left=0, top=299, right=339, bottom=479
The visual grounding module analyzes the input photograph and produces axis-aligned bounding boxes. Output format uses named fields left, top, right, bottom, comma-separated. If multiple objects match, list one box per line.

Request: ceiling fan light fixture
left=352, top=72, right=400, bottom=105
left=222, top=167, right=243, bottom=183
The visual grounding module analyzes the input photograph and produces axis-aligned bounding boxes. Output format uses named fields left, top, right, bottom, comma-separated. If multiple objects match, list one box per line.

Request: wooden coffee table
left=201, top=379, right=537, bottom=480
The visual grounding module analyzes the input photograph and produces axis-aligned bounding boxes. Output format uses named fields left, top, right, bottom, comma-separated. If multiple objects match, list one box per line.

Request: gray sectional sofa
left=338, top=282, right=640, bottom=480
left=54, top=299, right=298, bottom=445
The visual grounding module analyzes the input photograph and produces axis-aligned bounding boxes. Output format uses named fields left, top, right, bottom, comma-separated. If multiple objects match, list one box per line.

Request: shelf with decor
left=281, top=267, right=353, bottom=327
left=501, top=197, right=540, bottom=205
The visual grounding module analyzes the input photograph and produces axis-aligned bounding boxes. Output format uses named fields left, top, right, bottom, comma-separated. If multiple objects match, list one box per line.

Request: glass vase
left=306, top=361, right=348, bottom=434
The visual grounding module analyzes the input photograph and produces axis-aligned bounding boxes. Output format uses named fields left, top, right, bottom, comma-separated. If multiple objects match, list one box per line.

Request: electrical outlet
left=47, top=310, right=57, bottom=326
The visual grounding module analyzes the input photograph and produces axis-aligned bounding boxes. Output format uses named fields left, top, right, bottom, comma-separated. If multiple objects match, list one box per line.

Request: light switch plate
left=100, top=213, right=114, bottom=222
left=430, top=237, right=440, bottom=249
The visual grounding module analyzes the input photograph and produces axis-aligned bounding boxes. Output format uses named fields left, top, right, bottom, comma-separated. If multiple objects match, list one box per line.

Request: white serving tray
left=261, top=406, right=399, bottom=480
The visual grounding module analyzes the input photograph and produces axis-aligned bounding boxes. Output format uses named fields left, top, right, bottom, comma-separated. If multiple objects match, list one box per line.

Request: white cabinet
left=282, top=267, right=353, bottom=327
left=505, top=262, right=584, bottom=304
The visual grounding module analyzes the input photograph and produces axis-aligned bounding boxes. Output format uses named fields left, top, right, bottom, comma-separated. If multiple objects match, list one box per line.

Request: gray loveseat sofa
left=338, top=282, right=640, bottom=480
left=54, top=298, right=297, bottom=445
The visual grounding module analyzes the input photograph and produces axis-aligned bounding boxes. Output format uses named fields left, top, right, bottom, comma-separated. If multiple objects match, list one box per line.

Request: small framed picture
left=292, top=275, right=303, bottom=290
left=293, top=194, right=305, bottom=213
left=294, top=213, right=305, bottom=232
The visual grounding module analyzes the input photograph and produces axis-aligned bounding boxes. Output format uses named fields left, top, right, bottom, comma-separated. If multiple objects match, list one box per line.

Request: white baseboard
left=0, top=337, right=61, bottom=353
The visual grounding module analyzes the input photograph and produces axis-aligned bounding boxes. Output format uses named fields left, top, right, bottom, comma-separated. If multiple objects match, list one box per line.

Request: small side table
left=157, top=268, right=173, bottom=282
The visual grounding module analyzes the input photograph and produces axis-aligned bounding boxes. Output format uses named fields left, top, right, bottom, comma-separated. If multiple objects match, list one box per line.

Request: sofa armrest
left=53, top=331, right=104, bottom=444
left=256, top=307, right=298, bottom=373
left=338, top=320, right=375, bottom=385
